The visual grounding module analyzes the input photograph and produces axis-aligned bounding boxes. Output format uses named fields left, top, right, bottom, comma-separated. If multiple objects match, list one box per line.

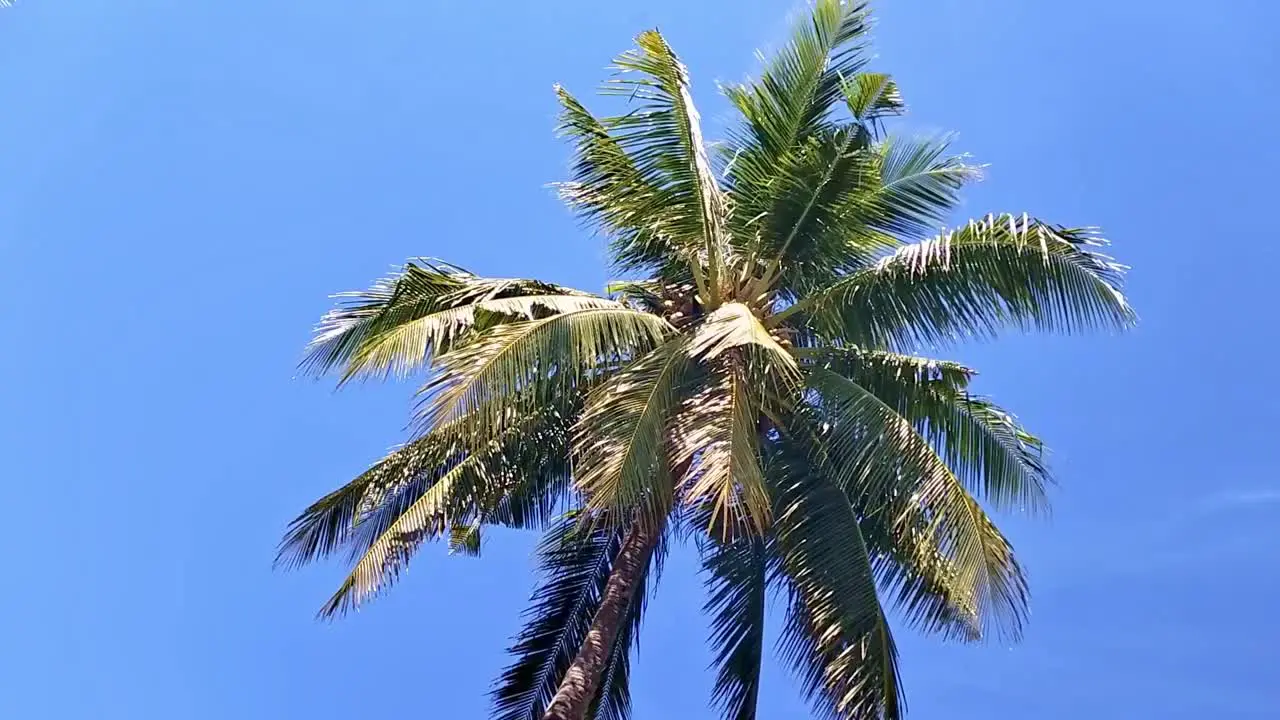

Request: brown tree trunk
left=540, top=519, right=656, bottom=720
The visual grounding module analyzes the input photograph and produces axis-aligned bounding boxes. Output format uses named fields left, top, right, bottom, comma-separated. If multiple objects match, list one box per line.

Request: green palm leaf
left=841, top=72, right=904, bottom=127
left=724, top=0, right=870, bottom=216
left=556, top=89, right=684, bottom=281
left=769, top=446, right=903, bottom=720
left=807, top=347, right=1051, bottom=513
left=416, top=307, right=672, bottom=439
left=302, top=261, right=609, bottom=383
left=493, top=516, right=660, bottom=720
left=857, top=135, right=980, bottom=240
left=776, top=213, right=1136, bottom=348
left=806, top=366, right=1028, bottom=640
left=603, top=29, right=731, bottom=301
left=702, top=534, right=767, bottom=720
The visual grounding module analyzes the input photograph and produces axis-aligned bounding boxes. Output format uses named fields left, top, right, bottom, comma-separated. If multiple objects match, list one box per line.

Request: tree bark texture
left=540, top=519, right=656, bottom=720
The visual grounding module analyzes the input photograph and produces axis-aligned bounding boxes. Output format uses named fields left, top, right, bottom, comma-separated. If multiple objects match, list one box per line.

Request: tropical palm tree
left=278, top=2, right=1134, bottom=719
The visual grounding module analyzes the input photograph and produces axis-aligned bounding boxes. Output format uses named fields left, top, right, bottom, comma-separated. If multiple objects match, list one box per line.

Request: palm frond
left=841, top=72, right=904, bottom=128
left=856, top=135, right=980, bottom=241
left=275, top=431, right=453, bottom=570
left=702, top=534, right=768, bottom=720
left=724, top=0, right=870, bottom=210
left=769, top=446, right=903, bottom=720
left=603, top=30, right=731, bottom=301
left=416, top=307, right=672, bottom=439
left=573, top=335, right=693, bottom=525
left=858, top=497, right=982, bottom=642
left=301, top=261, right=607, bottom=383
left=781, top=408, right=985, bottom=643
left=493, top=516, right=661, bottom=720
left=776, top=213, right=1136, bottom=348
left=492, top=518, right=621, bottom=720
left=315, top=407, right=567, bottom=618
left=448, top=522, right=483, bottom=557
left=805, top=366, right=1028, bottom=640
left=806, top=347, right=1050, bottom=513
left=672, top=363, right=771, bottom=537
left=556, top=88, right=686, bottom=281
left=689, top=302, right=799, bottom=378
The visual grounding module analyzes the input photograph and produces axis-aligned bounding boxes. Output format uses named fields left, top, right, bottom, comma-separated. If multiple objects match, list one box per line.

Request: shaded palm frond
left=702, top=534, right=768, bottom=720
left=769, top=447, right=903, bottom=720
left=493, top=518, right=622, bottom=720
left=805, top=366, right=1029, bottom=640
left=841, top=72, right=904, bottom=129
left=316, top=407, right=569, bottom=618
left=858, top=497, right=982, bottom=642
left=275, top=431, right=455, bottom=570
left=493, top=516, right=662, bottom=720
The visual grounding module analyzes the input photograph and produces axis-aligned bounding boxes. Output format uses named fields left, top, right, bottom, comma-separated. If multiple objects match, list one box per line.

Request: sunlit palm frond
left=805, top=366, right=1029, bottom=640
left=689, top=302, right=799, bottom=376
left=556, top=88, right=684, bottom=281
left=668, top=303, right=803, bottom=534
left=702, top=534, right=768, bottom=720
left=741, top=133, right=976, bottom=298
left=573, top=335, right=692, bottom=525
left=806, top=347, right=1050, bottom=513
left=603, top=29, right=731, bottom=301
left=776, top=213, right=1136, bottom=348
left=316, top=406, right=569, bottom=618
left=769, top=447, right=903, bottom=720
left=416, top=307, right=672, bottom=439
left=301, top=261, right=609, bottom=383
left=670, top=364, right=772, bottom=537
left=605, top=279, right=667, bottom=315
left=724, top=0, right=870, bottom=218
left=275, top=430, right=453, bottom=570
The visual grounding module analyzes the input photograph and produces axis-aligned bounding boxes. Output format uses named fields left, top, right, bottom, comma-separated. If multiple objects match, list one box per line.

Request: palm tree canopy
left=279, top=2, right=1134, bottom=718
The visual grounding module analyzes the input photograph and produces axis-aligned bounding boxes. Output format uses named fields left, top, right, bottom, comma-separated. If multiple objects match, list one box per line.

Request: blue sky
left=2, top=0, right=1277, bottom=717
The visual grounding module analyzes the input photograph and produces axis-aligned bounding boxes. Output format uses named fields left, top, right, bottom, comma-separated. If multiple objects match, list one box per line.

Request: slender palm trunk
left=541, top=519, right=656, bottom=720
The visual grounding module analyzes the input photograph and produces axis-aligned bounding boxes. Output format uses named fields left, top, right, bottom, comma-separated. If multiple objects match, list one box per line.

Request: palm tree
left=278, top=2, right=1134, bottom=719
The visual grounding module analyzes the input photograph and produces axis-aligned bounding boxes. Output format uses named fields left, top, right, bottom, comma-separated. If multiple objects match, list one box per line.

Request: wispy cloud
left=1196, top=488, right=1280, bottom=512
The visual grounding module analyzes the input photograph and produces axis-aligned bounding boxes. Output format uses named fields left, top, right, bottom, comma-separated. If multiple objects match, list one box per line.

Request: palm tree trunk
left=541, top=519, right=656, bottom=720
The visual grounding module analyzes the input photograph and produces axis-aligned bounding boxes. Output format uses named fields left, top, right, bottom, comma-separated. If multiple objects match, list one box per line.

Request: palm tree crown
left=278, top=3, right=1134, bottom=719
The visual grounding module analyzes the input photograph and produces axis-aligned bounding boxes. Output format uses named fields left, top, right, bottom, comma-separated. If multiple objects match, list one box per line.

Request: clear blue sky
left=2, top=1, right=1277, bottom=717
